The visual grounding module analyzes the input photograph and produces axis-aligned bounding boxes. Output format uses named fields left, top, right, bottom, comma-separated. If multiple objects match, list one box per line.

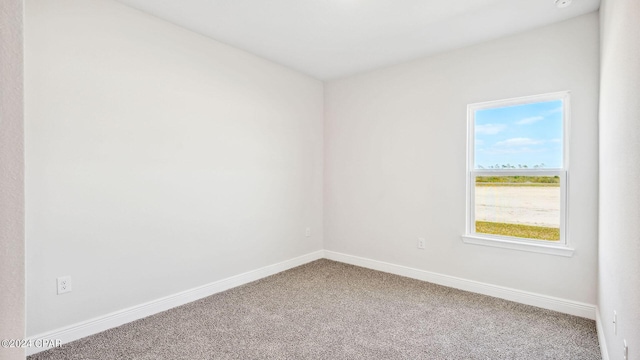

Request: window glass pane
left=474, top=100, right=563, bottom=170
left=475, top=176, right=560, bottom=241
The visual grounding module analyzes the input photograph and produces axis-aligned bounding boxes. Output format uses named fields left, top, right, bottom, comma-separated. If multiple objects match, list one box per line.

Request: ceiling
left=115, top=0, right=600, bottom=80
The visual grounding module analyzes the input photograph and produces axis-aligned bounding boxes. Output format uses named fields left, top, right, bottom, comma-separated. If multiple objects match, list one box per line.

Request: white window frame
left=462, top=91, right=574, bottom=257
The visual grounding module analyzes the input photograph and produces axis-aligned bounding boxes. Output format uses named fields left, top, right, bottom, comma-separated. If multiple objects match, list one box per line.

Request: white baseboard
left=324, top=250, right=596, bottom=320
left=26, top=250, right=324, bottom=356
left=27, top=249, right=597, bottom=356
left=596, top=307, right=610, bottom=360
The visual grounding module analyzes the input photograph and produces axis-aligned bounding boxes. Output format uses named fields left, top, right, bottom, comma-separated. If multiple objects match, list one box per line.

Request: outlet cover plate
left=57, top=276, right=72, bottom=295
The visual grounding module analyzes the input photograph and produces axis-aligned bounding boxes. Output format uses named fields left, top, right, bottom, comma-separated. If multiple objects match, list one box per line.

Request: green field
left=475, top=182, right=559, bottom=187
left=476, top=221, right=560, bottom=241
left=476, top=175, right=560, bottom=186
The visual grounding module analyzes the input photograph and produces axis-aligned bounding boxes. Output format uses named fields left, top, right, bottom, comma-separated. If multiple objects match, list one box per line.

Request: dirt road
left=475, top=186, right=560, bottom=227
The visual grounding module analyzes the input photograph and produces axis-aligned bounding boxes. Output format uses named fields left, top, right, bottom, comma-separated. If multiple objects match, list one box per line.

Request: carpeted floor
left=29, top=259, right=601, bottom=359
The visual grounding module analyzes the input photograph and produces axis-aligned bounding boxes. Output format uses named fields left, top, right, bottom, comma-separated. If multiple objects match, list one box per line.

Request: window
left=463, top=92, right=573, bottom=256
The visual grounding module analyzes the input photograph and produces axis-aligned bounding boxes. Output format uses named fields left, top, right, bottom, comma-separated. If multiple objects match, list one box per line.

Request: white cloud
left=545, top=106, right=563, bottom=115
left=516, top=116, right=544, bottom=125
left=484, top=147, right=543, bottom=155
left=476, top=123, right=507, bottom=135
left=494, top=137, right=543, bottom=147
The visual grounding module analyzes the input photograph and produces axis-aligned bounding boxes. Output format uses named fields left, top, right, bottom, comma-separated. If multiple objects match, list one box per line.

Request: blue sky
left=474, top=100, right=563, bottom=169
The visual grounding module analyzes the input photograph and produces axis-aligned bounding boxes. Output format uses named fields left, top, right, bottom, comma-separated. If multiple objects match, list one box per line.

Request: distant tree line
left=478, top=163, right=546, bottom=169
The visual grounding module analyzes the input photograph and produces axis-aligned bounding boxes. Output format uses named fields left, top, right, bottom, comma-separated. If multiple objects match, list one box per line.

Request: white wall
left=0, top=0, right=25, bottom=359
left=25, top=0, right=323, bottom=336
left=324, top=13, right=599, bottom=304
left=598, top=0, right=640, bottom=358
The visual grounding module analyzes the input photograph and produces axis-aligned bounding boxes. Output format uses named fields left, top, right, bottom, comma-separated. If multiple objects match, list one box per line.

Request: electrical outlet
left=613, top=311, right=617, bottom=335
left=623, top=339, right=628, bottom=360
left=417, top=237, right=426, bottom=249
left=57, top=276, right=72, bottom=295
left=305, top=227, right=311, bottom=237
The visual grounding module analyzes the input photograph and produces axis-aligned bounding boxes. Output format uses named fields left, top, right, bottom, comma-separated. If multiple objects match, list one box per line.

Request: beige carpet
left=29, top=259, right=600, bottom=359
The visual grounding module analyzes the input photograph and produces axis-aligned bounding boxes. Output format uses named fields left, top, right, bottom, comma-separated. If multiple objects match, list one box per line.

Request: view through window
left=468, top=93, right=568, bottom=244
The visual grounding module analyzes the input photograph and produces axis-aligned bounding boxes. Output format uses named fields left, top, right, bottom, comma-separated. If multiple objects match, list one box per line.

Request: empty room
left=1, top=0, right=638, bottom=359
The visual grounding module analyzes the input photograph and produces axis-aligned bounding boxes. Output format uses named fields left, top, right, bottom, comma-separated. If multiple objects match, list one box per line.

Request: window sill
left=461, top=235, right=575, bottom=257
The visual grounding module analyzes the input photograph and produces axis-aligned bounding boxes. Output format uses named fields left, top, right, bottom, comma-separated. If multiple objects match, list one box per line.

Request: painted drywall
left=25, top=0, right=323, bottom=336
left=598, top=0, right=640, bottom=358
left=324, top=13, right=599, bottom=305
left=0, top=0, right=26, bottom=359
